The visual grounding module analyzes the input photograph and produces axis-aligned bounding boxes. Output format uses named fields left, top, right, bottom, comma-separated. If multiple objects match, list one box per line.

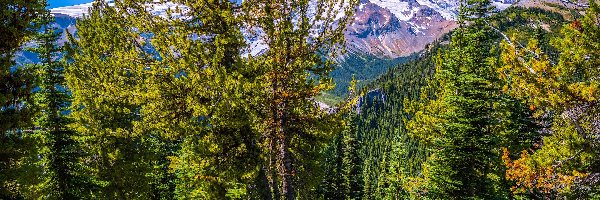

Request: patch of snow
left=50, top=0, right=179, bottom=18
left=408, top=22, right=425, bottom=35
left=369, top=0, right=416, bottom=21
left=50, top=2, right=96, bottom=18
left=414, top=0, right=459, bottom=20
left=492, top=1, right=512, bottom=10
left=368, top=0, right=514, bottom=22
left=359, top=3, right=367, bottom=10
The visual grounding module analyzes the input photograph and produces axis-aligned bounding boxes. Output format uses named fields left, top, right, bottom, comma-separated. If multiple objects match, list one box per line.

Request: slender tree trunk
left=266, top=139, right=280, bottom=200
left=278, top=131, right=294, bottom=199
left=269, top=67, right=295, bottom=199
left=276, top=100, right=294, bottom=200
left=261, top=165, right=274, bottom=200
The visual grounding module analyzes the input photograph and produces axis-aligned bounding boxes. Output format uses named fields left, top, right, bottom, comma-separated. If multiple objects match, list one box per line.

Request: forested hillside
left=1, top=0, right=598, bottom=199
left=320, top=3, right=599, bottom=199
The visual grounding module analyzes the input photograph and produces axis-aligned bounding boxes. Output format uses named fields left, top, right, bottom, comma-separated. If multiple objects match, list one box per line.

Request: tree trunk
left=278, top=129, right=294, bottom=200
left=266, top=140, right=280, bottom=200
left=274, top=93, right=294, bottom=199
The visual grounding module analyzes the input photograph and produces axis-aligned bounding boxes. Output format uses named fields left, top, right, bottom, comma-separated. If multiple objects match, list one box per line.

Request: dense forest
left=1, top=0, right=599, bottom=199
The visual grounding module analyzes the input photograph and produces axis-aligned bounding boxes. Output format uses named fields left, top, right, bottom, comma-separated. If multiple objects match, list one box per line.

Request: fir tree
left=405, top=0, right=527, bottom=198
left=243, top=0, right=357, bottom=198
left=342, top=122, right=363, bottom=199
left=28, top=4, right=79, bottom=198
left=0, top=0, right=45, bottom=198
left=499, top=1, right=600, bottom=198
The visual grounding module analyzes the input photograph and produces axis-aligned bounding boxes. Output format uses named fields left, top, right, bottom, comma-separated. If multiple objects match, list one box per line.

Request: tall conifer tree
left=28, top=3, right=79, bottom=198
left=0, top=0, right=44, bottom=198
left=405, top=0, right=529, bottom=198
left=499, top=1, right=600, bottom=197
left=65, top=1, right=176, bottom=198
left=242, top=0, right=357, bottom=198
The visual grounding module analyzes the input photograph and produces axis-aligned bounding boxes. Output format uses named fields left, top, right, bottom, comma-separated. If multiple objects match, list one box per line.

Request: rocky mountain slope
left=346, top=0, right=515, bottom=58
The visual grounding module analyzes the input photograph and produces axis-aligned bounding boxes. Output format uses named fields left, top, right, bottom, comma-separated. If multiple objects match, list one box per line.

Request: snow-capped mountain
left=50, top=0, right=181, bottom=18
left=49, top=0, right=517, bottom=59
left=346, top=0, right=516, bottom=58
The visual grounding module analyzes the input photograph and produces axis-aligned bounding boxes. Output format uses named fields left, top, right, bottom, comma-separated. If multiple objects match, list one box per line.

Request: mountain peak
left=346, top=0, right=516, bottom=58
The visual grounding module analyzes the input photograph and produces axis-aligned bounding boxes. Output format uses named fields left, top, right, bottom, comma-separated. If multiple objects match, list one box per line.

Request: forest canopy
left=1, top=0, right=598, bottom=199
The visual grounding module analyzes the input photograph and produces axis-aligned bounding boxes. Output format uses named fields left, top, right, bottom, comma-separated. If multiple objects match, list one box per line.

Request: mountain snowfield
left=50, top=0, right=111, bottom=18
left=344, top=0, right=515, bottom=58
left=50, top=0, right=182, bottom=18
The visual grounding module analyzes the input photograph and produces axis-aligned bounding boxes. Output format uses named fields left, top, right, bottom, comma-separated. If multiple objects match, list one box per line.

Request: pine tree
left=499, top=1, right=600, bottom=198
left=0, top=0, right=45, bottom=198
left=243, top=0, right=357, bottom=198
left=0, top=0, right=43, bottom=132
left=320, top=76, right=363, bottom=200
left=405, top=0, right=521, bottom=198
left=342, top=122, right=363, bottom=199
left=65, top=0, right=272, bottom=198
left=28, top=4, right=79, bottom=198
left=65, top=1, right=176, bottom=198
left=321, top=133, right=346, bottom=199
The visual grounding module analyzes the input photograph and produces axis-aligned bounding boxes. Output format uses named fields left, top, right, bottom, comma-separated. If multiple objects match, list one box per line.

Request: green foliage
left=23, top=5, right=84, bottom=199
left=64, top=0, right=356, bottom=199
left=403, top=2, right=547, bottom=198
left=319, top=4, right=566, bottom=200
left=499, top=1, right=600, bottom=198
left=65, top=1, right=178, bottom=198
left=2, top=0, right=598, bottom=199
left=320, top=43, right=437, bottom=199
left=0, top=0, right=45, bottom=198
left=242, top=0, right=358, bottom=199
left=329, top=53, right=415, bottom=97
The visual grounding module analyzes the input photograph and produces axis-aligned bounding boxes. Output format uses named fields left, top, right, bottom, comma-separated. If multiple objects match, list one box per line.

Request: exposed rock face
left=346, top=1, right=457, bottom=58
left=344, top=0, right=516, bottom=58
left=53, top=14, right=78, bottom=44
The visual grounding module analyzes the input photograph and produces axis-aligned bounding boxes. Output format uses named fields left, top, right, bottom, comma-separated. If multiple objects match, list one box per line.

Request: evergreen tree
left=27, top=4, right=80, bottom=198
left=342, top=121, right=364, bottom=199
left=65, top=1, right=176, bottom=198
left=320, top=77, right=363, bottom=200
left=243, top=0, right=357, bottom=198
left=405, top=0, right=530, bottom=198
left=0, top=0, right=43, bottom=132
left=0, top=0, right=45, bottom=198
left=321, top=133, right=346, bottom=199
left=499, top=1, right=600, bottom=198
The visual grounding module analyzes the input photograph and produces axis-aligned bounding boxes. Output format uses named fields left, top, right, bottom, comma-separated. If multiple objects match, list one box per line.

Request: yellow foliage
left=502, top=148, right=586, bottom=195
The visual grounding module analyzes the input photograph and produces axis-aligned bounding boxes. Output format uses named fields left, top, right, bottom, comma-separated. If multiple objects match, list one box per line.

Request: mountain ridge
left=48, top=0, right=515, bottom=59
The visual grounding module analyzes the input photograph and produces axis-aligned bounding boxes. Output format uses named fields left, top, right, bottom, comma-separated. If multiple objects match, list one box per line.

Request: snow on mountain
left=368, top=0, right=416, bottom=21
left=346, top=0, right=517, bottom=58
left=50, top=1, right=102, bottom=18
left=414, top=0, right=460, bottom=20
left=346, top=2, right=457, bottom=58
left=367, top=0, right=515, bottom=22
left=50, top=0, right=518, bottom=58
left=49, top=0, right=179, bottom=18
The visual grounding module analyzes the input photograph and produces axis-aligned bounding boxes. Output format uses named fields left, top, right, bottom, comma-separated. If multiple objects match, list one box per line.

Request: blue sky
left=47, top=0, right=94, bottom=8
left=48, top=0, right=244, bottom=9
